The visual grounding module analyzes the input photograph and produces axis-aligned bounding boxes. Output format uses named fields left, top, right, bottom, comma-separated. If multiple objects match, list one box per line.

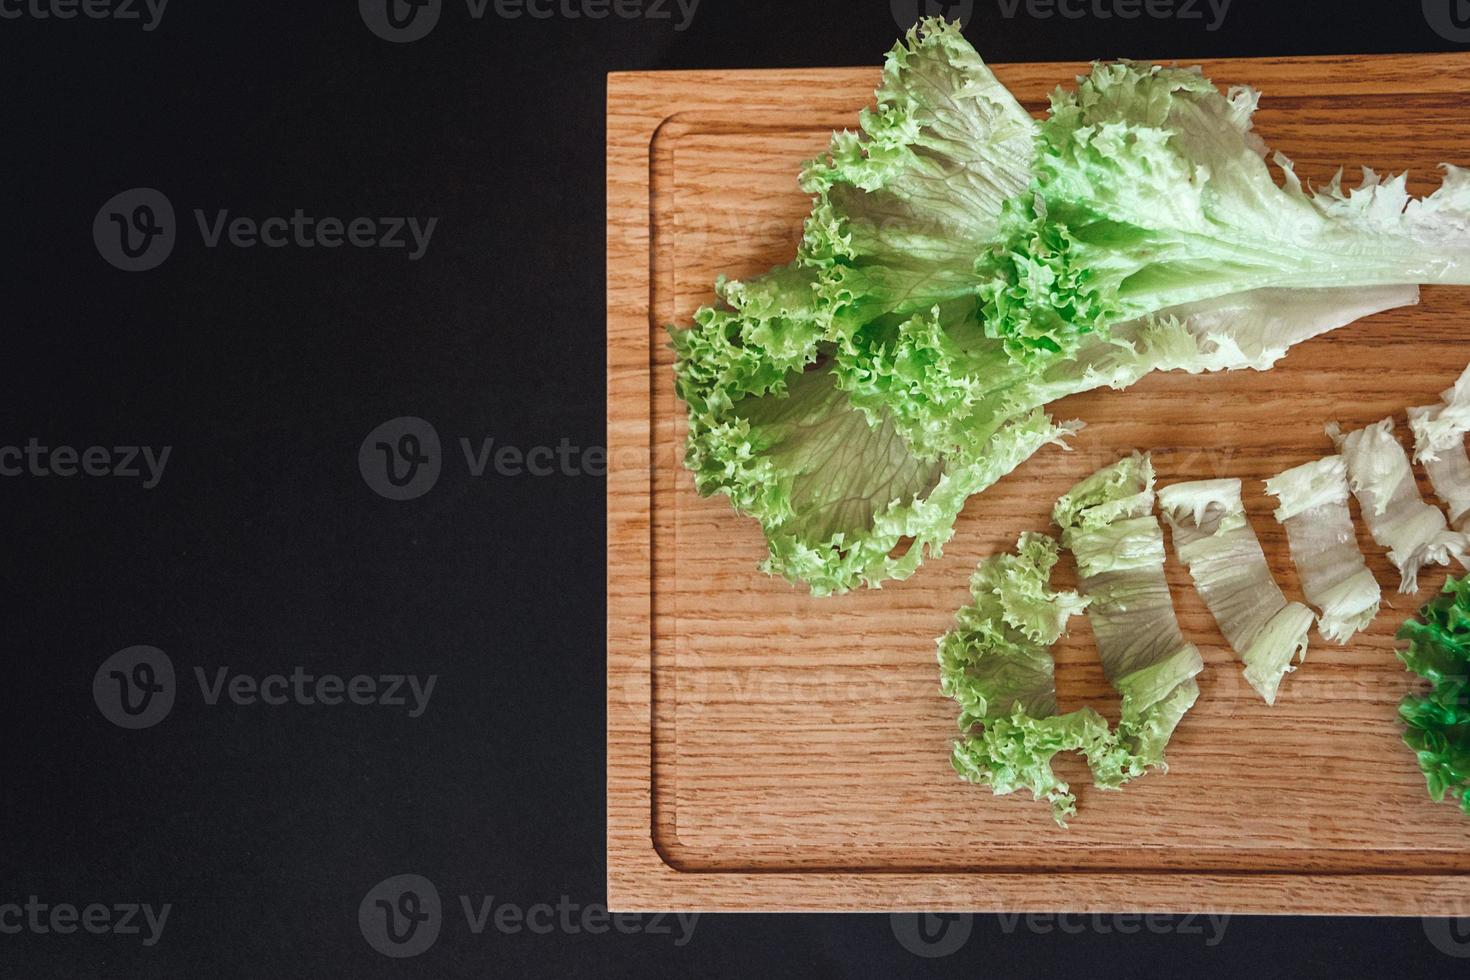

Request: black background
left=2, top=0, right=1468, bottom=976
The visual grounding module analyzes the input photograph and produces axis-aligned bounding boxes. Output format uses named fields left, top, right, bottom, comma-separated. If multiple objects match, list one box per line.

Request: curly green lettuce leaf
left=1327, top=418, right=1468, bottom=592
left=939, top=532, right=1129, bottom=825
left=950, top=707, right=1123, bottom=827
left=1158, top=478, right=1311, bottom=704
left=671, top=20, right=1427, bottom=595
left=1265, top=456, right=1382, bottom=642
left=1054, top=454, right=1203, bottom=771
left=980, top=59, right=1470, bottom=352
left=799, top=17, right=1037, bottom=319
left=1395, top=576, right=1470, bottom=816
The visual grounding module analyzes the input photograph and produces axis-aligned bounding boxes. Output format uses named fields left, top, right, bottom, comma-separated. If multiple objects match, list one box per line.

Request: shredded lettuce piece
left=1409, top=364, right=1470, bottom=530
left=1054, top=454, right=1202, bottom=771
left=938, top=532, right=1128, bottom=825
left=1158, top=479, right=1312, bottom=704
left=1326, top=418, right=1468, bottom=593
left=1395, top=576, right=1470, bottom=816
left=1265, top=456, right=1382, bottom=642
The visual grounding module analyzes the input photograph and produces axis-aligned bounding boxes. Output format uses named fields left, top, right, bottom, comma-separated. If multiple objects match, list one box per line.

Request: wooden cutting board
left=607, top=52, right=1470, bottom=914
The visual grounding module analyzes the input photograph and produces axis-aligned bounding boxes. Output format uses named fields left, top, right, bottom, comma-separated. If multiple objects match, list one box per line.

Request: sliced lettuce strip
left=1265, top=456, right=1382, bottom=642
left=1158, top=479, right=1311, bottom=704
left=938, top=532, right=1128, bottom=825
left=1054, top=454, right=1202, bottom=772
left=1327, top=418, right=1468, bottom=593
left=1410, top=364, right=1470, bottom=531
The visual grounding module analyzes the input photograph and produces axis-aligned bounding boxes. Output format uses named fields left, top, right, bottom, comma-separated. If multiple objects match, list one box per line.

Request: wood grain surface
left=607, top=54, right=1470, bottom=913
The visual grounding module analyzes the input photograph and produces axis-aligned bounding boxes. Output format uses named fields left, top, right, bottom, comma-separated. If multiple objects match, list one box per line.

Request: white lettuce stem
left=1158, top=478, right=1309, bottom=705
left=1265, top=456, right=1382, bottom=643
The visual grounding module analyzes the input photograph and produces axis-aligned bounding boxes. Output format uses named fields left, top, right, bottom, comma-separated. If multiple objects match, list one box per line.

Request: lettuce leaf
left=1264, top=456, right=1382, bottom=642
left=983, top=61, right=1470, bottom=349
left=938, top=532, right=1126, bottom=825
left=1158, top=478, right=1312, bottom=704
left=671, top=18, right=1442, bottom=594
left=799, top=17, right=1037, bottom=321
left=1327, top=418, right=1468, bottom=592
left=1054, top=454, right=1202, bottom=771
left=1395, top=576, right=1470, bottom=816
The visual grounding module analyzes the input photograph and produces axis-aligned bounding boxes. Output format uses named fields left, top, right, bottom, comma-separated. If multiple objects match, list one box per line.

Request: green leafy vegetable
left=1158, top=478, right=1312, bottom=704
left=1409, top=364, right=1470, bottom=531
left=1264, top=456, right=1382, bottom=643
left=987, top=61, right=1470, bottom=341
left=1395, top=577, right=1470, bottom=816
left=672, top=18, right=1445, bottom=594
left=1053, top=454, right=1202, bottom=771
left=939, top=532, right=1135, bottom=825
left=1327, top=418, right=1467, bottom=593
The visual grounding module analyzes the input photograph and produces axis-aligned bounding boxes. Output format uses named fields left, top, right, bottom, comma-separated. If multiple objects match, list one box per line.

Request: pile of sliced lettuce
left=671, top=17, right=1470, bottom=595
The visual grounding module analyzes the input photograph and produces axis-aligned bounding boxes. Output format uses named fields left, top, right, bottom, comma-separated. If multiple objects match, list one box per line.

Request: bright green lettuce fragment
left=1054, top=454, right=1203, bottom=772
left=1395, top=576, right=1470, bottom=816
left=938, top=532, right=1132, bottom=825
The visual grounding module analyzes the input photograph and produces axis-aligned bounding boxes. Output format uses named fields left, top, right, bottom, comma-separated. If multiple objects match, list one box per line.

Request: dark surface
left=1, top=0, right=1468, bottom=976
